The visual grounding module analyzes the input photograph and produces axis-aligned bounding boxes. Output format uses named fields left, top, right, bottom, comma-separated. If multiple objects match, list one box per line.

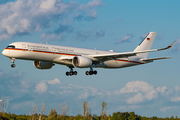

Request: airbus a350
left=2, top=32, right=175, bottom=76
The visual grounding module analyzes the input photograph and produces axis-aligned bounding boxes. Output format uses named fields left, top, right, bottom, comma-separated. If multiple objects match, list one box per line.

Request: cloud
left=53, top=24, right=73, bottom=34
left=95, top=30, right=105, bottom=39
left=79, top=0, right=103, bottom=10
left=119, top=81, right=159, bottom=104
left=35, top=81, right=47, bottom=93
left=171, top=39, right=180, bottom=51
left=40, top=33, right=63, bottom=41
left=171, top=96, right=180, bottom=102
left=1, top=70, right=180, bottom=116
left=116, top=34, right=134, bottom=44
left=76, top=31, right=92, bottom=40
left=0, top=0, right=103, bottom=41
left=0, top=34, right=12, bottom=42
left=47, top=78, right=61, bottom=84
left=160, top=106, right=178, bottom=112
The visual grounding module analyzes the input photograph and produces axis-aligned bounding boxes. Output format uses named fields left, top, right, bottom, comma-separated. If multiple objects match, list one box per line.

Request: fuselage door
left=22, top=44, right=26, bottom=51
left=52, top=47, right=56, bottom=54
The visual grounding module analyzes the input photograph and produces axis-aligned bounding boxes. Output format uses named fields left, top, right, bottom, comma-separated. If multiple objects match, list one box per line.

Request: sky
left=0, top=0, right=180, bottom=118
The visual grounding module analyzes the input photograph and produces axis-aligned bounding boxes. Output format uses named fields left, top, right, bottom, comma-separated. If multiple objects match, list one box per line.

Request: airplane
left=2, top=32, right=175, bottom=76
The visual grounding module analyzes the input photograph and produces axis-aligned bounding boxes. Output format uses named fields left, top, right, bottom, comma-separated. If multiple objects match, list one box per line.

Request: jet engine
left=33, top=61, right=54, bottom=69
left=72, top=56, right=92, bottom=68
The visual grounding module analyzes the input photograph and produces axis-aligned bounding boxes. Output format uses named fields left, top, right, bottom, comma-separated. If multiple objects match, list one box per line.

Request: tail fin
left=134, top=32, right=157, bottom=58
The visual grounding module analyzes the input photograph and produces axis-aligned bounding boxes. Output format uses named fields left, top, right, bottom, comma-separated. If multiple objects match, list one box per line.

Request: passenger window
left=6, top=45, right=15, bottom=48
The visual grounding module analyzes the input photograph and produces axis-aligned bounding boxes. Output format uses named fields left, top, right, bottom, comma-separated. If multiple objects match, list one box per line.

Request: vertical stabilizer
left=134, top=32, right=157, bottom=58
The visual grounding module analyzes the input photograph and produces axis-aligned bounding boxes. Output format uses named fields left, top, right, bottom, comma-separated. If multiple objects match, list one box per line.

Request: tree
left=62, top=102, right=68, bottom=118
left=0, top=99, right=2, bottom=113
left=32, top=103, right=46, bottom=120
left=1, top=96, right=9, bottom=116
left=82, top=101, right=87, bottom=117
left=101, top=101, right=107, bottom=120
left=58, top=102, right=61, bottom=116
left=48, top=109, right=57, bottom=120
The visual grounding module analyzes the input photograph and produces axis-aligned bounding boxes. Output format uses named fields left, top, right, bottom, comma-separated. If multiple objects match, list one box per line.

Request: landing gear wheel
left=86, top=71, right=89, bottom=75
left=74, top=71, right=78, bottom=75
left=11, top=64, right=16, bottom=68
left=70, top=72, right=73, bottom=76
left=93, top=70, right=97, bottom=75
left=66, top=66, right=78, bottom=76
left=85, top=67, right=98, bottom=75
left=66, top=72, right=70, bottom=76
left=89, top=71, right=93, bottom=75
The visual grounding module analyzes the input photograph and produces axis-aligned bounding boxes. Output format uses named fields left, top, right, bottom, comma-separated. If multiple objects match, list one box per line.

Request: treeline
left=0, top=101, right=180, bottom=120
left=1, top=111, right=180, bottom=120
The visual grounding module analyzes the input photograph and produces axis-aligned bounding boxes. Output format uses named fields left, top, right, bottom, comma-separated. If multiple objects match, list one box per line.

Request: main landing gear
left=85, top=67, right=97, bottom=75
left=66, top=66, right=77, bottom=76
left=10, top=58, right=16, bottom=68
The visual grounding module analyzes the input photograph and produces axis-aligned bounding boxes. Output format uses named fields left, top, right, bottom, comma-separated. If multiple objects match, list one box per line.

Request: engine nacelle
left=72, top=56, right=92, bottom=68
left=33, top=61, right=54, bottom=69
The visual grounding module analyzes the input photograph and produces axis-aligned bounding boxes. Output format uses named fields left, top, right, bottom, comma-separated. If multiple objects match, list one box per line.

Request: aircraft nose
left=2, top=50, right=7, bottom=56
left=2, top=50, right=5, bottom=55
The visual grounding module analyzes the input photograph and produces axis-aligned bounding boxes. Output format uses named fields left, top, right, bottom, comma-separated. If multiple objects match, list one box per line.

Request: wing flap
left=140, top=57, right=171, bottom=63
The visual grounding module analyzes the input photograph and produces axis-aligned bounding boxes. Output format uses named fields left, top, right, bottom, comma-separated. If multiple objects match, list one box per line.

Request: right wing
left=91, top=41, right=175, bottom=60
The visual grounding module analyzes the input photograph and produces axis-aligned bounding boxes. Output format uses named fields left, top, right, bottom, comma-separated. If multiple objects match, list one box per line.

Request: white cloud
left=119, top=81, right=160, bottom=104
left=119, top=81, right=154, bottom=94
left=79, top=0, right=103, bottom=10
left=0, top=0, right=103, bottom=41
left=40, top=33, right=63, bottom=41
left=47, top=78, right=61, bottom=84
left=117, top=34, right=134, bottom=44
left=127, top=93, right=144, bottom=104
left=174, top=86, right=180, bottom=91
left=40, top=0, right=56, bottom=10
left=0, top=34, right=12, bottom=42
left=160, top=106, right=178, bottom=112
left=171, top=96, right=180, bottom=102
left=35, top=81, right=47, bottom=93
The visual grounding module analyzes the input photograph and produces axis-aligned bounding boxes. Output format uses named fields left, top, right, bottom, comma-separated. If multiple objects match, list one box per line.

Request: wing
left=91, top=41, right=175, bottom=60
left=140, top=57, right=171, bottom=63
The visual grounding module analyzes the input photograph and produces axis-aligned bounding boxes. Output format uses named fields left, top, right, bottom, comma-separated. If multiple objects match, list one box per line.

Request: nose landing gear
left=66, top=66, right=78, bottom=76
left=10, top=58, right=16, bottom=68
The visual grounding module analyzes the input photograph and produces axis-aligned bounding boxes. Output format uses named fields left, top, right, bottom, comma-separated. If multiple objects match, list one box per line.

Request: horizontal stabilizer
left=140, top=57, right=171, bottom=63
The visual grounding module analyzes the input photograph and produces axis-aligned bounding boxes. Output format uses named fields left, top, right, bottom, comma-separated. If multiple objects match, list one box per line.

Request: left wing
left=91, top=41, right=175, bottom=60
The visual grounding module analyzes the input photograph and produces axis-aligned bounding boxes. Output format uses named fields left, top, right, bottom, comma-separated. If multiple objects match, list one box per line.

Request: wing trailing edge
left=140, top=57, right=172, bottom=63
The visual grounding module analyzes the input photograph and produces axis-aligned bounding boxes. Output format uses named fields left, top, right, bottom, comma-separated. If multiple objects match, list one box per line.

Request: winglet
left=158, top=41, right=176, bottom=51
left=169, top=41, right=176, bottom=47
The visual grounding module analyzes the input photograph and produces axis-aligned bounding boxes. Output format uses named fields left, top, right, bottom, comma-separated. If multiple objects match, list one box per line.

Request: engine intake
left=72, top=56, right=92, bottom=68
left=33, top=61, right=54, bottom=69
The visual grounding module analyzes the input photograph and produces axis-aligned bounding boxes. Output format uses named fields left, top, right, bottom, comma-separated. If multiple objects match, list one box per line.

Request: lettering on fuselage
left=26, top=44, right=90, bottom=56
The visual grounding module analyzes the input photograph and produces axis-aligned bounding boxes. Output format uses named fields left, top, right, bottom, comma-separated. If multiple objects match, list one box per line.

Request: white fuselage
left=2, top=42, right=144, bottom=69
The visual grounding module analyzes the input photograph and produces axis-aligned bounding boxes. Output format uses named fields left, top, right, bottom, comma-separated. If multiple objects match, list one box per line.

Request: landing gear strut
left=85, top=67, right=97, bottom=75
left=10, top=58, right=16, bottom=68
left=66, top=66, right=77, bottom=76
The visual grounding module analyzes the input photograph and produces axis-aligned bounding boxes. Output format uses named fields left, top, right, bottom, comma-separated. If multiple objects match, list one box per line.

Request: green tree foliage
left=111, top=112, right=140, bottom=120
left=1, top=101, right=180, bottom=120
left=101, top=101, right=107, bottom=120
left=83, top=101, right=88, bottom=117
left=48, top=109, right=57, bottom=120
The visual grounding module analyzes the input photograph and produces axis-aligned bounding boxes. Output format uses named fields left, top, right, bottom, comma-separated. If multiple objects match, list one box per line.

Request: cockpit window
left=6, top=45, right=15, bottom=48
